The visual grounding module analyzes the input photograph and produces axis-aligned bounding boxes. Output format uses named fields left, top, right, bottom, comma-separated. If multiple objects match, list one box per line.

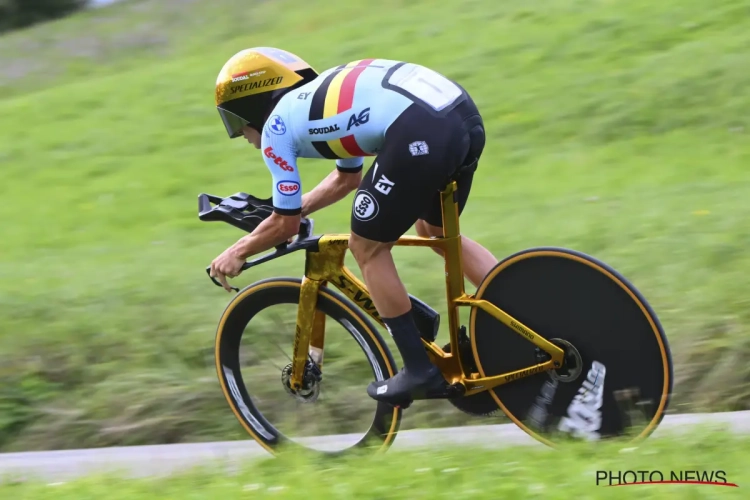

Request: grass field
left=2, top=430, right=748, bottom=498
left=1, top=0, right=749, bottom=451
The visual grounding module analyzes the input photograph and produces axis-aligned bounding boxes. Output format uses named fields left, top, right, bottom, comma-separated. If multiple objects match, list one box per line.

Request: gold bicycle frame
left=289, top=181, right=566, bottom=395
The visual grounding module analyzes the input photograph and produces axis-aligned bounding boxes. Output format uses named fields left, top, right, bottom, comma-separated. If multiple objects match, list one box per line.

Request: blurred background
left=0, top=0, right=748, bottom=453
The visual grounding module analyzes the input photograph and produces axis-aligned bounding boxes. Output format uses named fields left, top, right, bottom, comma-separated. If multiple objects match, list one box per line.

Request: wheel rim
left=215, top=280, right=401, bottom=455
left=470, top=247, right=673, bottom=447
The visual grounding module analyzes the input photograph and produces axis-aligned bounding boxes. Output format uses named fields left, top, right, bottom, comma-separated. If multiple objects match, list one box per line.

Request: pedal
left=421, top=383, right=466, bottom=401
left=378, top=383, right=463, bottom=408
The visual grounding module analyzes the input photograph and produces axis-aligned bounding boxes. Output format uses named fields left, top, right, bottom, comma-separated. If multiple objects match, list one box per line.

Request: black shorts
left=350, top=96, right=485, bottom=242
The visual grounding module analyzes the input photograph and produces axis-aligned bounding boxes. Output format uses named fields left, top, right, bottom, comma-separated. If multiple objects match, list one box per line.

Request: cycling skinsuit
left=260, top=59, right=486, bottom=242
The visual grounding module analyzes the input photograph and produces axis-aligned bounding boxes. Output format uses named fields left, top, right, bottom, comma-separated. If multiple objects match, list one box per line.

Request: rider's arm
left=301, top=158, right=363, bottom=217
left=229, top=120, right=303, bottom=260
left=229, top=212, right=299, bottom=260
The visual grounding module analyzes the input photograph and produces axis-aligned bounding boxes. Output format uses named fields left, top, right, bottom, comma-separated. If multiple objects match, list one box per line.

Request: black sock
left=382, top=310, right=433, bottom=373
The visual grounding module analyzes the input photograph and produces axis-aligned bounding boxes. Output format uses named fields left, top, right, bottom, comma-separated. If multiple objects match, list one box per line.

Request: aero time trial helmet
left=215, top=47, right=317, bottom=138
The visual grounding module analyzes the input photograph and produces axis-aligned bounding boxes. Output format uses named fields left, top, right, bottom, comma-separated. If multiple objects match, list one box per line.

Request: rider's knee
left=348, top=233, right=392, bottom=265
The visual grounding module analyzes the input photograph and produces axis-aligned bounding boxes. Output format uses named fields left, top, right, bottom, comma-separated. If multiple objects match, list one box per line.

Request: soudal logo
left=231, top=76, right=282, bottom=94
left=230, top=70, right=266, bottom=82
left=276, top=180, right=300, bottom=196
left=309, top=124, right=340, bottom=135
left=263, top=146, right=294, bottom=172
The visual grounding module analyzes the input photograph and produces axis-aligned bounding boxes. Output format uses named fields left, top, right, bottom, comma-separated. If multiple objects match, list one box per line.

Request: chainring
left=443, top=330, right=500, bottom=417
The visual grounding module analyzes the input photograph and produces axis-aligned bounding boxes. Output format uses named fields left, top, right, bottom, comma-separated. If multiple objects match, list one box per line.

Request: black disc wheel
left=215, top=277, right=402, bottom=455
left=470, top=247, right=673, bottom=447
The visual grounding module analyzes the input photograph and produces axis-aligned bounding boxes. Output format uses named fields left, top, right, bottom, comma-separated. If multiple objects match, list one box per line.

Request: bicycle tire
left=469, top=247, right=673, bottom=447
left=215, top=277, right=402, bottom=455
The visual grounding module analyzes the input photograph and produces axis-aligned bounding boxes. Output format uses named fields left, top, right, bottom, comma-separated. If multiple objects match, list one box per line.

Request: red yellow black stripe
left=308, top=64, right=344, bottom=121
left=340, top=135, right=368, bottom=156
left=311, top=141, right=339, bottom=159
left=337, top=60, right=372, bottom=114
left=309, top=59, right=375, bottom=159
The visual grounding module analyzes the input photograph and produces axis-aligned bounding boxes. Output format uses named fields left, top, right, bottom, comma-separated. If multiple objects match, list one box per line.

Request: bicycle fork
left=289, top=277, right=325, bottom=391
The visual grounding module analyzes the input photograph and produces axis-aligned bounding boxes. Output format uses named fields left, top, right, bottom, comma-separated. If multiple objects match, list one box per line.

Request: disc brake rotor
left=281, top=359, right=322, bottom=403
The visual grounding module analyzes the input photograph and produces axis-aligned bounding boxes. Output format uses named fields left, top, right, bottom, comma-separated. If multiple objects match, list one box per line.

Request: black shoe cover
left=367, top=365, right=448, bottom=407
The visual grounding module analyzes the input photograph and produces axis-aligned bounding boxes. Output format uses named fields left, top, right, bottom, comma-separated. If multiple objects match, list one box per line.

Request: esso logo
left=352, top=190, right=379, bottom=221
left=277, top=181, right=300, bottom=196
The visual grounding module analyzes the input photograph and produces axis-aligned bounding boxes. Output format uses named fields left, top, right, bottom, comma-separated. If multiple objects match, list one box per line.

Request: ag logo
left=352, top=190, right=379, bottom=221
left=268, top=115, right=286, bottom=135
left=276, top=180, right=300, bottom=196
left=347, top=107, right=370, bottom=131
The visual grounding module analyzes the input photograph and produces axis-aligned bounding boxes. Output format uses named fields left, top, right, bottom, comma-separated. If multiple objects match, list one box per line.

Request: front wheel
left=470, top=247, right=673, bottom=447
left=214, top=277, right=402, bottom=456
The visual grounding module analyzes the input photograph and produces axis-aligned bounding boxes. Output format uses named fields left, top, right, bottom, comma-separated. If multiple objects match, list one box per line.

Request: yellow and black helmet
left=215, top=47, right=317, bottom=138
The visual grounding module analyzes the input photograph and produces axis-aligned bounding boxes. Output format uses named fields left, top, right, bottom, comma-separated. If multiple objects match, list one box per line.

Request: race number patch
left=386, top=63, right=462, bottom=111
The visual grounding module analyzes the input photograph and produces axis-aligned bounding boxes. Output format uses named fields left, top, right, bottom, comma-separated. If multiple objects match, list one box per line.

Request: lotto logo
left=352, top=190, right=379, bottom=221
left=263, top=146, right=294, bottom=172
left=276, top=180, right=300, bottom=196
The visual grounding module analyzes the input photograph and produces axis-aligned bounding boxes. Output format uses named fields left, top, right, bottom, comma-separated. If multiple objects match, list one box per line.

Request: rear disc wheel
left=470, top=247, right=673, bottom=447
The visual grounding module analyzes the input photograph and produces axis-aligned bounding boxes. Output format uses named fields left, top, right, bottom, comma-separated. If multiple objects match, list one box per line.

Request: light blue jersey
left=259, top=59, right=465, bottom=213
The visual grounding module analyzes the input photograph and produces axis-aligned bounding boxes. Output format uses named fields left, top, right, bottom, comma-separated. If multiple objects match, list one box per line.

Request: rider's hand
left=210, top=247, right=246, bottom=292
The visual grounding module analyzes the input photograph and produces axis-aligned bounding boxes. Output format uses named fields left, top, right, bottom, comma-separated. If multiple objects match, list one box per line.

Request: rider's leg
left=349, top=95, right=485, bottom=404
left=345, top=237, right=404, bottom=317
left=415, top=219, right=498, bottom=288
left=348, top=234, right=437, bottom=379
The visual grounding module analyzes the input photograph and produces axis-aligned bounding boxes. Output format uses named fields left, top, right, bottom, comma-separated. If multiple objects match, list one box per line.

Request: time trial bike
left=198, top=180, right=673, bottom=455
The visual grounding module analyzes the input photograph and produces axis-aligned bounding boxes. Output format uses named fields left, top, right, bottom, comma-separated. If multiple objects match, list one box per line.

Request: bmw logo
left=269, top=115, right=286, bottom=135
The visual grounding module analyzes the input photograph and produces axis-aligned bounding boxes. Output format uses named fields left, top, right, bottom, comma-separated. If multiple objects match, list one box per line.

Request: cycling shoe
left=367, top=365, right=449, bottom=407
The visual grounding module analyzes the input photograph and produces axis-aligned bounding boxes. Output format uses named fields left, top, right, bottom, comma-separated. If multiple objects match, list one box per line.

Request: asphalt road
left=2, top=410, right=749, bottom=482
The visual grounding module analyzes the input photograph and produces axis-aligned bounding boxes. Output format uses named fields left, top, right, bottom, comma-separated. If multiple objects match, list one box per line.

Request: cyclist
left=209, top=47, right=498, bottom=407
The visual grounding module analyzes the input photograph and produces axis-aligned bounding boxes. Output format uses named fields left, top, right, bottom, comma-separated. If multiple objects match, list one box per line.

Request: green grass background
left=1, top=0, right=749, bottom=452
left=2, top=429, right=748, bottom=498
